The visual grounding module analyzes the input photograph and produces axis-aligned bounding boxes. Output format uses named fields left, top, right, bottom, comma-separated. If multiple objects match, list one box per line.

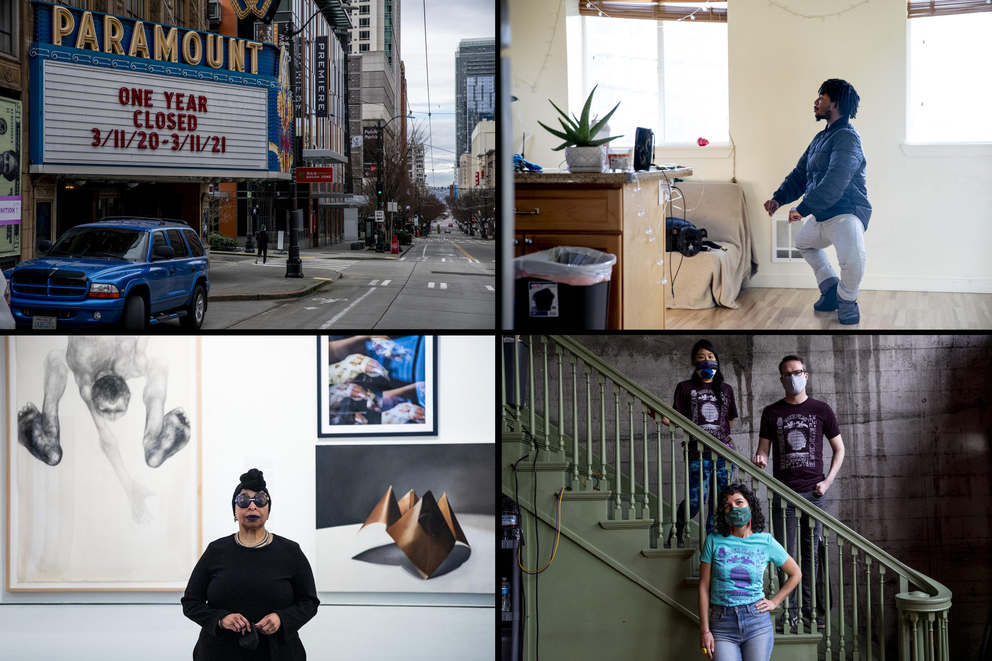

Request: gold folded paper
left=360, top=486, right=470, bottom=579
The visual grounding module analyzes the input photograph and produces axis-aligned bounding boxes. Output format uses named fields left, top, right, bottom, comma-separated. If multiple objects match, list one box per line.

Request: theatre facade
left=0, top=0, right=292, bottom=267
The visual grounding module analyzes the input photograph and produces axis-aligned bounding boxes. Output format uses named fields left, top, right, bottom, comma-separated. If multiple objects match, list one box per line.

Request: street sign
left=388, top=201, right=398, bottom=212
left=296, top=167, right=334, bottom=183
left=375, top=210, right=385, bottom=223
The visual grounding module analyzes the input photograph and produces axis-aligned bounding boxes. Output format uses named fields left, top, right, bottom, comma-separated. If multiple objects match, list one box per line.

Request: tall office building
left=455, top=38, right=496, bottom=161
left=347, top=0, right=401, bottom=108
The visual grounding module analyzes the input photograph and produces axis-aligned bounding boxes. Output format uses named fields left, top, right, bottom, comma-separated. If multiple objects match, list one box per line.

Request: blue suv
left=5, top=218, right=209, bottom=330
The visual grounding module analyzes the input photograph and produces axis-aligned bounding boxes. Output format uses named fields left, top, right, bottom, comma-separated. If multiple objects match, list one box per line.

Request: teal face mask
left=725, top=505, right=751, bottom=529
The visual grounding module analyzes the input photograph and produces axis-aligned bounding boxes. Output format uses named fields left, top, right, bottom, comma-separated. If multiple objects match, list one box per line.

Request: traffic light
left=376, top=181, right=383, bottom=208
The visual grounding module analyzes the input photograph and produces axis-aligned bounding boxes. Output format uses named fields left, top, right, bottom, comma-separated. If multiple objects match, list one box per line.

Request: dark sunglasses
left=235, top=493, right=269, bottom=508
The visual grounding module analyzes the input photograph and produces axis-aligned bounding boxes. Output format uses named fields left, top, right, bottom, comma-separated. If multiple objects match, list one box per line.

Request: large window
left=176, top=0, right=186, bottom=27
left=359, top=30, right=369, bottom=41
left=0, top=0, right=13, bottom=56
left=908, top=12, right=992, bottom=143
left=126, top=0, right=145, bottom=20
left=359, top=5, right=369, bottom=14
left=578, top=9, right=728, bottom=146
left=359, top=17, right=369, bottom=27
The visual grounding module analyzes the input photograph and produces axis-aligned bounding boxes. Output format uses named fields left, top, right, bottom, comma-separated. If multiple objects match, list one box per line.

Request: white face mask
left=783, top=374, right=807, bottom=396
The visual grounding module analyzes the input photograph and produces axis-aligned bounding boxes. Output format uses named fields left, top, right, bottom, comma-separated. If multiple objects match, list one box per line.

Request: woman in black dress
left=182, top=469, right=319, bottom=660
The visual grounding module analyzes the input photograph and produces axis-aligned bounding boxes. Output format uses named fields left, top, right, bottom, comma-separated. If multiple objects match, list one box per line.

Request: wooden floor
left=664, top=288, right=992, bottom=330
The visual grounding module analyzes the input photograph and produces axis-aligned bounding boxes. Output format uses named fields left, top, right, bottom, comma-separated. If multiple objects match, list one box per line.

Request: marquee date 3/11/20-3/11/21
left=90, top=128, right=226, bottom=153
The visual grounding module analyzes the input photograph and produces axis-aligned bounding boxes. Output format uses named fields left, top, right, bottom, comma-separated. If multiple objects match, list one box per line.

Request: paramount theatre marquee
left=29, top=2, right=293, bottom=180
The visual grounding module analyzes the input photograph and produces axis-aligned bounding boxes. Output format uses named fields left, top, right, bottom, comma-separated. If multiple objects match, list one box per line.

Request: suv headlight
left=88, top=283, right=121, bottom=299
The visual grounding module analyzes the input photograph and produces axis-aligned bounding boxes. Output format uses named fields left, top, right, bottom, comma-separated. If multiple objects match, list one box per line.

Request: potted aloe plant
left=538, top=85, right=622, bottom=173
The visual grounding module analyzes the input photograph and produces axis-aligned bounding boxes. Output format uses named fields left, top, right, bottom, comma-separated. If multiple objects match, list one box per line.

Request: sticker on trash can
left=529, top=282, right=559, bottom=317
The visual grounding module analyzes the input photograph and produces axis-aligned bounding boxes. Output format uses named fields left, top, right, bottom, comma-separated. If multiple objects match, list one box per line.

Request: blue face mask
left=695, top=360, right=718, bottom=380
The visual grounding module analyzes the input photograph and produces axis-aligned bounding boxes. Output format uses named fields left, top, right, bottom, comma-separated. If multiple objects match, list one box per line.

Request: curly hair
left=818, top=78, right=860, bottom=120
left=712, top=482, right=766, bottom=537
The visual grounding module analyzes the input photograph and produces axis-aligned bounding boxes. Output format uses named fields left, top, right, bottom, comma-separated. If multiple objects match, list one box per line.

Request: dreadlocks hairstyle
left=713, top=482, right=766, bottom=537
left=819, top=78, right=860, bottom=120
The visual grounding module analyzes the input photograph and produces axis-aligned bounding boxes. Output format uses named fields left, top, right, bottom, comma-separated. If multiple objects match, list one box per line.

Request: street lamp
left=374, top=113, right=414, bottom=252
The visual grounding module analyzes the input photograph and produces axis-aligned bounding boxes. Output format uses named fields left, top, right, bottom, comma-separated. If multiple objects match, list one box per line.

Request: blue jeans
left=710, top=602, right=775, bottom=661
left=676, top=456, right=730, bottom=536
left=772, top=490, right=826, bottom=618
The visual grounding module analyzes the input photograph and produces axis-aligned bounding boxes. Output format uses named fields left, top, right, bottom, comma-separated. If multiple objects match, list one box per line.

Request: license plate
left=32, top=316, right=57, bottom=330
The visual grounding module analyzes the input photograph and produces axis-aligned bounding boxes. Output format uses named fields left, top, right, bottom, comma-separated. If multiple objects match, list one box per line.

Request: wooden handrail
left=537, top=334, right=953, bottom=610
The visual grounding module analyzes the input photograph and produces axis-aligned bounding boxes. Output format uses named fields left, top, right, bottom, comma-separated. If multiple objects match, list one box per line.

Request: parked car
left=4, top=218, right=209, bottom=330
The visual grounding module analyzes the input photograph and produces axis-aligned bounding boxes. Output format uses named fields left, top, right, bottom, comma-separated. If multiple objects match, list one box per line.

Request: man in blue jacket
left=764, top=79, right=870, bottom=325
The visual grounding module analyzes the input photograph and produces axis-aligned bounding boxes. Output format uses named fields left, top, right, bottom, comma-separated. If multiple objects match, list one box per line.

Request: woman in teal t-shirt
left=698, top=483, right=802, bottom=661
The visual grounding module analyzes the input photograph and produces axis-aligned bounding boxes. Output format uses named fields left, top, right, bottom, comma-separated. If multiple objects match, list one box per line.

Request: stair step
left=561, top=490, right=613, bottom=501
left=599, top=519, right=654, bottom=530
left=641, top=548, right=696, bottom=560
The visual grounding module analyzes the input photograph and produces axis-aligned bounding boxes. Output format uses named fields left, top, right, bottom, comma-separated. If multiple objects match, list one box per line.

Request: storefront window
left=35, top=202, right=52, bottom=248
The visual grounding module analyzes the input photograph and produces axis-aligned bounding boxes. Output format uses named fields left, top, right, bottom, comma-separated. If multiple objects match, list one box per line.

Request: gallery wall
left=0, top=335, right=495, bottom=661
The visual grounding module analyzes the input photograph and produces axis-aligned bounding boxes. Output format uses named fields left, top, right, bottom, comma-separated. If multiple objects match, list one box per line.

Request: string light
left=515, top=0, right=566, bottom=92
left=768, top=0, right=870, bottom=21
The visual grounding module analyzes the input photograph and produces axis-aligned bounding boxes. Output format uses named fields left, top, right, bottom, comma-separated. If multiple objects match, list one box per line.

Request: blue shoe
left=837, top=298, right=860, bottom=325
left=814, top=277, right=839, bottom=312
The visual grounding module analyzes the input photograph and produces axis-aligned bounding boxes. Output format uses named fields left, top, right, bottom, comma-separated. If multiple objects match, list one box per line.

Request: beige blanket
left=663, top=181, right=758, bottom=309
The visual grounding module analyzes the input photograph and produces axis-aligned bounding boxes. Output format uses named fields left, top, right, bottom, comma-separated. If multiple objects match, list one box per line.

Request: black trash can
left=513, top=247, right=616, bottom=330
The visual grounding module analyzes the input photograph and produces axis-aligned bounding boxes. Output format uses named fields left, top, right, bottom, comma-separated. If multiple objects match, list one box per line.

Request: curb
left=207, top=271, right=340, bottom=302
left=208, top=244, right=416, bottom=260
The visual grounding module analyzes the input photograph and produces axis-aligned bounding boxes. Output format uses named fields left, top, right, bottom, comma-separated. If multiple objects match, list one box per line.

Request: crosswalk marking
left=369, top=279, right=379, bottom=285
left=440, top=283, right=447, bottom=289
left=486, top=285, right=495, bottom=291
left=382, top=280, right=391, bottom=286
left=428, top=282, right=435, bottom=288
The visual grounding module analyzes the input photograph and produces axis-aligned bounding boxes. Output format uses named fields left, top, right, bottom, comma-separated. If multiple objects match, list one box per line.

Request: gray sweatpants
left=794, top=214, right=866, bottom=302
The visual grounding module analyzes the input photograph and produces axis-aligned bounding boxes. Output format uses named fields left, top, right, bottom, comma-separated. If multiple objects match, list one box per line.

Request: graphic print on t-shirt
left=715, top=544, right=762, bottom=599
left=775, top=414, right=818, bottom=469
left=690, top=388, right=727, bottom=438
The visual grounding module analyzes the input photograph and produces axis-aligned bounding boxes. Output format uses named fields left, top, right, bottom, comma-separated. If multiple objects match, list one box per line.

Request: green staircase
left=501, top=335, right=952, bottom=661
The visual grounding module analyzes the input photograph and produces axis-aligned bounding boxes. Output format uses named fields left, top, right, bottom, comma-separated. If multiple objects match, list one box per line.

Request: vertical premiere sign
left=315, top=36, right=328, bottom=118
left=0, top=97, right=22, bottom=260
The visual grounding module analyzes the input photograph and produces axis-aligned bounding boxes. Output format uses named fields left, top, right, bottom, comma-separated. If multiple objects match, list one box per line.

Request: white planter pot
left=565, top=145, right=608, bottom=173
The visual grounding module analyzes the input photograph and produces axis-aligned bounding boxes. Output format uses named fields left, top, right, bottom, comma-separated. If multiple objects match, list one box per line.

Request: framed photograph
left=5, top=337, right=202, bottom=591
left=317, top=335, right=438, bottom=438
left=315, top=443, right=495, bottom=594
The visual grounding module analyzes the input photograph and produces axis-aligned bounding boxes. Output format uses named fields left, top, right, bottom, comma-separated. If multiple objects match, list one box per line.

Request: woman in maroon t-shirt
left=663, top=340, right=738, bottom=548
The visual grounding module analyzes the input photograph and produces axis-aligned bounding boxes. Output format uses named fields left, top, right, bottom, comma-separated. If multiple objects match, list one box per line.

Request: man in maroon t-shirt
left=752, top=355, right=846, bottom=634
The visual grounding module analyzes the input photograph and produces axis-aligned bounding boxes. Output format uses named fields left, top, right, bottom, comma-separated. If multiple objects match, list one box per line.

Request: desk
left=513, top=167, right=693, bottom=329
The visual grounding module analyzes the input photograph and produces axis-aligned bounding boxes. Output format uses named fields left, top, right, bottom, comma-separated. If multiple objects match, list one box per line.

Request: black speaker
left=634, top=127, right=654, bottom=171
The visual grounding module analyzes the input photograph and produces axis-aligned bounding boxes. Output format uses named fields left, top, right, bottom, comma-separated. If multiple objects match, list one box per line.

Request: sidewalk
left=205, top=240, right=416, bottom=302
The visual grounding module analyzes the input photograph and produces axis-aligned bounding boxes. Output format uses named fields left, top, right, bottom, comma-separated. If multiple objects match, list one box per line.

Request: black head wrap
left=232, top=468, right=271, bottom=517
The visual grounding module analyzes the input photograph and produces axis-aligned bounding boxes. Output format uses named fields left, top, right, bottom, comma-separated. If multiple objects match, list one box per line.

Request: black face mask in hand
left=239, top=623, right=259, bottom=651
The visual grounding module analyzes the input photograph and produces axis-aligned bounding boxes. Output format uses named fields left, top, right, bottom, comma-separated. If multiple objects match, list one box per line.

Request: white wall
left=509, top=0, right=992, bottom=293
left=0, top=335, right=495, bottom=661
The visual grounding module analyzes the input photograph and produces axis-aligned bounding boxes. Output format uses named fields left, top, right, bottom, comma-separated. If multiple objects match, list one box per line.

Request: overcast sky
left=401, top=0, right=495, bottom=188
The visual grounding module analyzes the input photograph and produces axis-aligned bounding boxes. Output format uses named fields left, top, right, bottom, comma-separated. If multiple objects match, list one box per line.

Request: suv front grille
left=12, top=270, right=89, bottom=299
left=20, top=308, right=75, bottom=320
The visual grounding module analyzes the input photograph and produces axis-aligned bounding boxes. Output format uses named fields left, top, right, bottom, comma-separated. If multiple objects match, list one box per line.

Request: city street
left=198, top=229, right=495, bottom=329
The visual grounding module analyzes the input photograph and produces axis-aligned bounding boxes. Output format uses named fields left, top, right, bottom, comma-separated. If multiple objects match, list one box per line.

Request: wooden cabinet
left=513, top=169, right=690, bottom=329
